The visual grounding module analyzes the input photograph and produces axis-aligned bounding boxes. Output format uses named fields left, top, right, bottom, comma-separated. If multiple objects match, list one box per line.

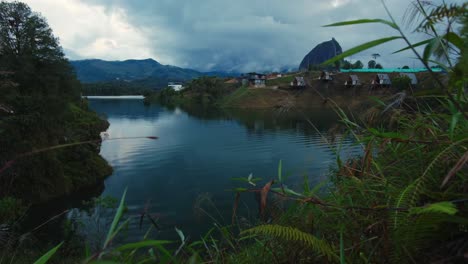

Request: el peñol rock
left=299, top=38, right=342, bottom=70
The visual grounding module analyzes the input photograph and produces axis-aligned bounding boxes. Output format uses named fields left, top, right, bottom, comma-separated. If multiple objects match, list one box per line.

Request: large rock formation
left=299, top=38, right=342, bottom=70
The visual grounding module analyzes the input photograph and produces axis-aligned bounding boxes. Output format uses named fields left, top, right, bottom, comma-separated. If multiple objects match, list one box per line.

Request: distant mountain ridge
left=71, top=58, right=204, bottom=84
left=299, top=38, right=342, bottom=70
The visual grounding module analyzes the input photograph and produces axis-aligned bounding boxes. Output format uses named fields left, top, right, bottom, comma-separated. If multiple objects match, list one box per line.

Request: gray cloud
left=22, top=0, right=465, bottom=72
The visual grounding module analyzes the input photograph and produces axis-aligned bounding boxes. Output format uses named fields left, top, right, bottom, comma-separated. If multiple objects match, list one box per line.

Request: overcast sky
left=18, top=0, right=464, bottom=72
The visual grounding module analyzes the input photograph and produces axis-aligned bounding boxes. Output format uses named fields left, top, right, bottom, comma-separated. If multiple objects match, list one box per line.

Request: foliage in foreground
left=2, top=0, right=467, bottom=263
left=0, top=1, right=112, bottom=203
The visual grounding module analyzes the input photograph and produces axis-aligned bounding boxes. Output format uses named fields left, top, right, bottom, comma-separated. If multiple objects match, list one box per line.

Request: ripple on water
left=86, top=100, right=363, bottom=241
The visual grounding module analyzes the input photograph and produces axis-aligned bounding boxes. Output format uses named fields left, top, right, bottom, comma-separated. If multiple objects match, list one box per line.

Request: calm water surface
left=83, top=97, right=360, bottom=241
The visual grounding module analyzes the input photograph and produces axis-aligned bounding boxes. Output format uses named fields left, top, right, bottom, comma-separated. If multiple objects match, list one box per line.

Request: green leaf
left=449, top=112, right=462, bottom=140
left=323, top=19, right=398, bottom=30
left=116, top=240, right=173, bottom=251
left=340, top=229, right=345, bottom=264
left=410, top=202, right=458, bottom=215
left=368, top=96, right=386, bottom=106
left=368, top=128, right=409, bottom=140
left=302, top=174, right=310, bottom=195
left=427, top=59, right=451, bottom=73
left=104, top=187, right=127, bottom=248
left=33, top=242, right=63, bottom=264
left=322, top=36, right=402, bottom=65
left=309, top=181, right=327, bottom=196
left=85, top=243, right=90, bottom=258
left=233, top=188, right=248, bottom=192
left=423, top=37, right=439, bottom=63
left=278, top=160, right=283, bottom=183
left=392, top=39, right=432, bottom=54
left=444, top=32, right=463, bottom=50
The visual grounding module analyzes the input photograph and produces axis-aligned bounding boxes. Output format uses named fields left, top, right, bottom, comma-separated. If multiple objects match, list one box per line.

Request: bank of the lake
left=144, top=71, right=445, bottom=110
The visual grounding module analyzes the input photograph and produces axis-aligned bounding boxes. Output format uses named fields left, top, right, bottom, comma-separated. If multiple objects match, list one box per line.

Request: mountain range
left=71, top=58, right=239, bottom=90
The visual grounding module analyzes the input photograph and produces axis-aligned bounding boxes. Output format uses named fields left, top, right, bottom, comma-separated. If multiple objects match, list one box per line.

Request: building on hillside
left=345, top=75, right=361, bottom=87
left=371, top=74, right=392, bottom=88
left=319, top=71, right=333, bottom=81
left=266, top=73, right=283, bottom=80
left=168, top=82, right=184, bottom=91
left=225, top=78, right=239, bottom=84
left=242, top=73, right=266, bottom=88
left=399, top=73, right=418, bottom=85
left=290, top=76, right=306, bottom=88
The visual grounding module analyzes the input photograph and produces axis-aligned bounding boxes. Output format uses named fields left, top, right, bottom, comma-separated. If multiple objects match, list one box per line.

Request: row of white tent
left=346, top=73, right=418, bottom=86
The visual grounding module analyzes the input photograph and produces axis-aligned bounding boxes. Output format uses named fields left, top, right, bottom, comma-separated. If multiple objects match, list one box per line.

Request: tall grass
left=3, top=1, right=467, bottom=263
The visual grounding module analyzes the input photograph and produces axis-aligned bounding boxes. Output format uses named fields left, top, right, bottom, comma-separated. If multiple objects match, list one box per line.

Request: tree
left=342, top=60, right=352, bottom=69
left=0, top=2, right=63, bottom=62
left=368, top=60, right=377, bottom=69
left=352, top=60, right=363, bottom=69
left=0, top=1, right=110, bottom=203
left=0, top=1, right=78, bottom=97
left=375, top=63, right=383, bottom=69
left=402, top=65, right=410, bottom=69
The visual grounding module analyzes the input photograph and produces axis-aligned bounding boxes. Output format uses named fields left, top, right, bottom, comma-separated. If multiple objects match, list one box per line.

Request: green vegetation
left=265, top=74, right=296, bottom=86
left=342, top=59, right=364, bottom=69
left=145, top=76, right=240, bottom=107
left=392, top=75, right=412, bottom=90
left=82, top=81, right=153, bottom=96
left=0, top=0, right=111, bottom=221
left=1, top=1, right=467, bottom=263
left=56, top=1, right=464, bottom=263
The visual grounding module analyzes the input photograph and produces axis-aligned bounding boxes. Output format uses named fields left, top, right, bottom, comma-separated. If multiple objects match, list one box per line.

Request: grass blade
left=116, top=240, right=173, bottom=251
left=322, top=36, right=402, bottom=65
left=278, top=160, right=283, bottom=183
left=33, top=242, right=63, bottom=264
left=392, top=39, right=432, bottom=54
left=340, top=229, right=345, bottom=264
left=104, top=187, right=128, bottom=248
left=323, top=19, right=398, bottom=30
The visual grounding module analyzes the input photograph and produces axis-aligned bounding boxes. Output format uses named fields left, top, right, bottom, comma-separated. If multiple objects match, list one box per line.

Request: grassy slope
left=218, top=72, right=444, bottom=109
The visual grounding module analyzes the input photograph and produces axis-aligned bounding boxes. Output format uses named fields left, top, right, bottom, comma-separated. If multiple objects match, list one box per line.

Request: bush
left=393, top=75, right=412, bottom=90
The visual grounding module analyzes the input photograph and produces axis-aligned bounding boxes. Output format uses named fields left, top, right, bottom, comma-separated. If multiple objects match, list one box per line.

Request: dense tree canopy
left=0, top=1, right=110, bottom=203
left=342, top=60, right=351, bottom=69
left=352, top=60, right=364, bottom=69
left=0, top=1, right=79, bottom=97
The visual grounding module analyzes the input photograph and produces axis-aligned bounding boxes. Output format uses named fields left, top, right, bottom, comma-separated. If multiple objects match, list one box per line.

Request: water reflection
left=82, top=98, right=360, bottom=241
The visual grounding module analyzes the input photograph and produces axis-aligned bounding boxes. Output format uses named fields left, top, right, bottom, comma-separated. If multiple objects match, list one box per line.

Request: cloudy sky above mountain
left=20, top=0, right=464, bottom=72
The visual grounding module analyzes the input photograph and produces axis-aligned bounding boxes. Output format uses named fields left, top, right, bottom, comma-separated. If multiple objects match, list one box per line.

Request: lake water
left=77, top=97, right=361, bottom=243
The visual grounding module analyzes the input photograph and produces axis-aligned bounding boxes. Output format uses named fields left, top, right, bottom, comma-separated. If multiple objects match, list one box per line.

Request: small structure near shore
left=319, top=71, right=333, bottom=81
left=371, top=74, right=391, bottom=88
left=266, top=73, right=283, bottom=80
left=168, top=82, right=184, bottom=91
left=345, top=75, right=361, bottom=87
left=242, top=73, right=266, bottom=88
left=290, top=76, right=306, bottom=88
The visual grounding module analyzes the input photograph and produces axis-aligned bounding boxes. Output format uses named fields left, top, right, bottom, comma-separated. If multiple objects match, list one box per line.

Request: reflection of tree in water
left=175, top=103, right=342, bottom=138
left=14, top=183, right=106, bottom=255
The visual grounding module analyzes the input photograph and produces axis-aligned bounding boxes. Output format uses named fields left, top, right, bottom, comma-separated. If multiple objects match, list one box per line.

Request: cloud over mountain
left=21, top=0, right=465, bottom=72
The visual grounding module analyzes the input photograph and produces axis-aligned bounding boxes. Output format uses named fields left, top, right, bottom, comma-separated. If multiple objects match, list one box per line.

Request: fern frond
left=241, top=225, right=338, bottom=261
left=409, top=138, right=468, bottom=206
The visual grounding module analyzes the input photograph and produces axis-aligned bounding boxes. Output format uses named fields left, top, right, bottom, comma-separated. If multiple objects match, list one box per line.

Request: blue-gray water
left=74, top=97, right=361, bottom=242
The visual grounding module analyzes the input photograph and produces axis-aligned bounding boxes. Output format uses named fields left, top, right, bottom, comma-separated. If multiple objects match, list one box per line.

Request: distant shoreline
left=83, top=95, right=145, bottom=99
